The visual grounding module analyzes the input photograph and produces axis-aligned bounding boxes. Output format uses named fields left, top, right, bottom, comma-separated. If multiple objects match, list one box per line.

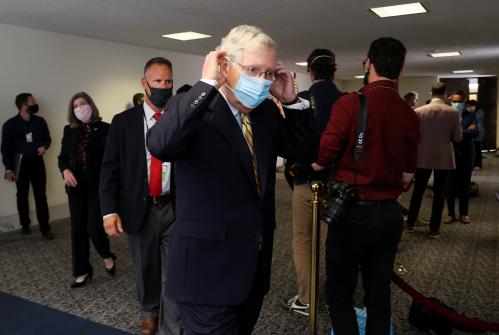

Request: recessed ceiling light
left=161, top=31, right=211, bottom=41
left=370, top=2, right=428, bottom=18
left=354, top=75, right=365, bottom=79
left=453, top=69, right=474, bottom=74
left=295, top=62, right=308, bottom=66
left=427, top=51, right=462, bottom=58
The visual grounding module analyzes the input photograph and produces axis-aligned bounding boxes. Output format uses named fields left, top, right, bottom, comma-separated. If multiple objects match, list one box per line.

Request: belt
left=354, top=199, right=397, bottom=207
left=149, top=193, right=172, bottom=206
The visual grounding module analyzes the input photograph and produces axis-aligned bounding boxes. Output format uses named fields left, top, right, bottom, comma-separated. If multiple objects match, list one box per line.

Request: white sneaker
left=281, top=295, right=310, bottom=316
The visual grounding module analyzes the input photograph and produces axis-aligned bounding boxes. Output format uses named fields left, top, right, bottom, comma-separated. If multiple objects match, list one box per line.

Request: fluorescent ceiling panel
left=453, top=69, right=474, bottom=74
left=428, top=51, right=462, bottom=58
left=370, top=2, right=427, bottom=18
left=161, top=31, right=211, bottom=41
left=295, top=62, right=308, bottom=66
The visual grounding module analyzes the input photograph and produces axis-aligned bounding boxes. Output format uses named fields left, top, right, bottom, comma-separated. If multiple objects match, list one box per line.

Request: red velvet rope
left=392, top=272, right=499, bottom=331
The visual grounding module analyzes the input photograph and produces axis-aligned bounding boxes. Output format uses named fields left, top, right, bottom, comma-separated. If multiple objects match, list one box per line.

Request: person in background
left=467, top=100, right=485, bottom=169
left=444, top=91, right=478, bottom=225
left=312, top=37, right=420, bottom=335
left=404, top=91, right=419, bottom=109
left=1, top=93, right=53, bottom=240
left=58, top=92, right=116, bottom=288
left=282, top=48, right=343, bottom=316
left=100, top=57, right=183, bottom=335
left=133, top=93, right=145, bottom=107
left=405, top=82, right=462, bottom=238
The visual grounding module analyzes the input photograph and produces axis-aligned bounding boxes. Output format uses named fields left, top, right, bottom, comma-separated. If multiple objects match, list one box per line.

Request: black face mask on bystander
left=27, top=104, right=39, bottom=114
left=145, top=82, right=172, bottom=109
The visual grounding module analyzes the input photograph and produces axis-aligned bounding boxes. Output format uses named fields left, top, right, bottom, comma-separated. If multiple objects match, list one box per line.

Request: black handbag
left=408, top=298, right=454, bottom=335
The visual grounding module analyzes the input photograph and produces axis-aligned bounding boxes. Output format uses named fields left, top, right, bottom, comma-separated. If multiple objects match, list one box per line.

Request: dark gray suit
left=100, top=105, right=182, bottom=335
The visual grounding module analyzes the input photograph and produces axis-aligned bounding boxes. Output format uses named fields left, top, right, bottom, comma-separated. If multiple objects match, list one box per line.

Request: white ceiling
left=1, top=0, right=498, bottom=79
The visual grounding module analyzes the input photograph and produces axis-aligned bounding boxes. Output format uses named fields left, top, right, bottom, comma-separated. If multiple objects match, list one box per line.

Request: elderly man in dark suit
left=405, top=82, right=463, bottom=238
left=147, top=25, right=314, bottom=335
left=100, top=57, right=182, bottom=335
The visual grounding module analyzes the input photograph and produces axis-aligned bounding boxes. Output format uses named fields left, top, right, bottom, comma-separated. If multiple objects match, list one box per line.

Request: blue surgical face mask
left=226, top=70, right=272, bottom=109
left=452, top=102, right=465, bottom=112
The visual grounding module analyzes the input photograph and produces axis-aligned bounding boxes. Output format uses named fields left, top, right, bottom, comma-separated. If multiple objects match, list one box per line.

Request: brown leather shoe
left=443, top=216, right=457, bottom=224
left=140, top=316, right=158, bottom=335
left=460, top=215, right=471, bottom=224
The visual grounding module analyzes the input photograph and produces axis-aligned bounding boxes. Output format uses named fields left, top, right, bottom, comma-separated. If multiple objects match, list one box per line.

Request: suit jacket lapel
left=208, top=94, right=258, bottom=194
left=133, top=106, right=148, bottom=178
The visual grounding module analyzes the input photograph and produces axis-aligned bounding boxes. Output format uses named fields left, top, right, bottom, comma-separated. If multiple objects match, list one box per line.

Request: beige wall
left=0, top=23, right=207, bottom=230
left=1, top=22, right=497, bottom=229
left=337, top=76, right=438, bottom=107
left=0, top=23, right=316, bottom=230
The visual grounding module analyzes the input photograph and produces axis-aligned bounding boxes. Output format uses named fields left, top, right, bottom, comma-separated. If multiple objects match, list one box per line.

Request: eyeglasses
left=227, top=58, right=276, bottom=81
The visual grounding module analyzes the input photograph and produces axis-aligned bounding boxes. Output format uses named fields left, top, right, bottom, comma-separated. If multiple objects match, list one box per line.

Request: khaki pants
left=291, top=183, right=327, bottom=304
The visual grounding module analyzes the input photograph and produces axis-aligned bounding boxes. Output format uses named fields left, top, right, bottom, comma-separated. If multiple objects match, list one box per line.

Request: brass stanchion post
left=309, top=181, right=323, bottom=335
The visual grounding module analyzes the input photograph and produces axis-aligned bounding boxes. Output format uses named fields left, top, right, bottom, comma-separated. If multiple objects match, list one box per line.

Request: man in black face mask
left=1, top=93, right=53, bottom=239
left=100, top=57, right=182, bottom=335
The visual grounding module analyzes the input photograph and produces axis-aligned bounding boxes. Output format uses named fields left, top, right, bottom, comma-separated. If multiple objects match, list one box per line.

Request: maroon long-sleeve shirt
left=316, top=80, right=420, bottom=200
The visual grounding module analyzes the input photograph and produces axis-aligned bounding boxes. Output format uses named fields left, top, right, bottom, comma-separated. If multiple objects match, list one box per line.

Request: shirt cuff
left=201, top=78, right=217, bottom=87
left=283, top=97, right=310, bottom=110
left=103, top=213, right=117, bottom=220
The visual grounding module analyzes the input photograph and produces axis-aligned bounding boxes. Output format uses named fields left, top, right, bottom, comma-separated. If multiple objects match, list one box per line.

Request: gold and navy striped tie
left=240, top=113, right=261, bottom=196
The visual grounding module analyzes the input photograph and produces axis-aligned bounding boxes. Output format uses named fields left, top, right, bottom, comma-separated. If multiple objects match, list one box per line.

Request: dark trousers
left=407, top=168, right=449, bottom=233
left=446, top=153, right=473, bottom=217
left=177, top=253, right=265, bottom=335
left=326, top=201, right=403, bottom=335
left=128, top=201, right=182, bottom=335
left=473, top=141, right=482, bottom=168
left=16, top=156, right=50, bottom=232
left=67, top=172, right=113, bottom=277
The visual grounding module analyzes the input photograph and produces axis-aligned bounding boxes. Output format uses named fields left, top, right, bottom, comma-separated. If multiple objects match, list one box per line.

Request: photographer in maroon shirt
left=312, top=37, right=420, bottom=335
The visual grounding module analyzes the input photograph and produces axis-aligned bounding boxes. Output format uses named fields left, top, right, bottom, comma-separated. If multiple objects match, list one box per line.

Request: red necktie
left=149, top=112, right=162, bottom=197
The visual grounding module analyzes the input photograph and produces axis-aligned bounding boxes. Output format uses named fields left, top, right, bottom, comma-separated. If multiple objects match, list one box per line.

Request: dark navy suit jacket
left=147, top=81, right=313, bottom=306
left=99, top=105, right=151, bottom=234
left=455, top=109, right=478, bottom=161
left=294, top=79, right=343, bottom=184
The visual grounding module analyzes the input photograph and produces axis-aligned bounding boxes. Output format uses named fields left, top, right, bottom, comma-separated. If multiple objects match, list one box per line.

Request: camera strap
left=353, top=93, right=367, bottom=187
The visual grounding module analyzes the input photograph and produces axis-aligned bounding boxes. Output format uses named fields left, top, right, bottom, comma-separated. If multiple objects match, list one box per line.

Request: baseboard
left=0, top=203, right=69, bottom=233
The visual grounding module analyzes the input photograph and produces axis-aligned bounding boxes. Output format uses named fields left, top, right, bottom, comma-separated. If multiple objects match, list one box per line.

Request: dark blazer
left=294, top=79, right=343, bottom=183
left=455, top=109, right=478, bottom=161
left=147, top=81, right=313, bottom=306
left=58, top=121, right=109, bottom=193
left=99, top=106, right=150, bottom=234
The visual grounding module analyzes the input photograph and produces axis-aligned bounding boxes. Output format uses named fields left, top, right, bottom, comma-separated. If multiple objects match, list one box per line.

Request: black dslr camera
left=320, top=182, right=356, bottom=225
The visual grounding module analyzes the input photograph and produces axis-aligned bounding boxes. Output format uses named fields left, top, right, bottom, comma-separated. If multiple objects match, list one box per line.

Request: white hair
left=216, top=25, right=277, bottom=63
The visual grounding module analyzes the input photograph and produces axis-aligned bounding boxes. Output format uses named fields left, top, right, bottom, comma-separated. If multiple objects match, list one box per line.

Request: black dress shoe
left=71, top=268, right=93, bottom=288
left=41, top=229, right=54, bottom=240
left=105, top=255, right=117, bottom=276
left=21, top=226, right=31, bottom=235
